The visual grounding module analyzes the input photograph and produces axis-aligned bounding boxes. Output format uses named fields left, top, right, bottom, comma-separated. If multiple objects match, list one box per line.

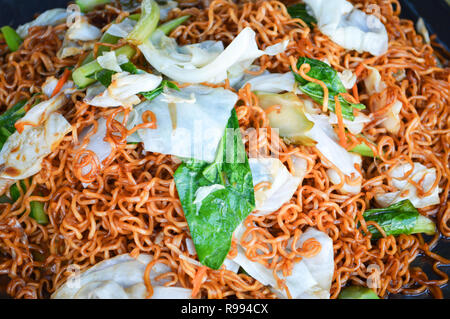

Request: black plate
left=0, top=0, right=448, bottom=299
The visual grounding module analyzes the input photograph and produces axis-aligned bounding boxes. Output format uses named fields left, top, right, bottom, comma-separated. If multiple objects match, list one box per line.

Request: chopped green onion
left=157, top=15, right=191, bottom=35
left=81, top=32, right=121, bottom=66
left=72, top=45, right=136, bottom=88
left=4, top=180, right=48, bottom=224
left=30, top=200, right=49, bottom=225
left=76, top=0, right=111, bottom=12
left=126, top=0, right=160, bottom=45
left=338, top=286, right=380, bottom=299
left=1, top=26, right=23, bottom=52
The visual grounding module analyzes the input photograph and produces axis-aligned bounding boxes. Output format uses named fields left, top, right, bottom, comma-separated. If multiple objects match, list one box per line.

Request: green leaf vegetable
left=292, top=57, right=365, bottom=121
left=0, top=99, right=27, bottom=150
left=141, top=80, right=180, bottom=101
left=349, top=134, right=377, bottom=158
left=75, top=0, right=111, bottom=12
left=363, top=199, right=435, bottom=239
left=72, top=0, right=189, bottom=88
left=255, top=92, right=315, bottom=146
left=126, top=0, right=160, bottom=45
left=338, top=286, right=380, bottom=299
left=287, top=3, right=317, bottom=28
left=0, top=100, right=48, bottom=224
left=1, top=26, right=23, bottom=52
left=174, top=109, right=255, bottom=270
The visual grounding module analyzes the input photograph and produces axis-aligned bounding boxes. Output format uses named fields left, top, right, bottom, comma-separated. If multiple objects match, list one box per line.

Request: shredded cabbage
left=232, top=225, right=334, bottom=299
left=16, top=8, right=69, bottom=38
left=0, top=113, right=72, bottom=181
left=303, top=0, right=388, bottom=56
left=364, top=66, right=402, bottom=134
left=249, top=157, right=302, bottom=215
left=138, top=27, right=288, bottom=84
left=132, top=85, right=238, bottom=162
left=84, top=72, right=162, bottom=108
left=375, top=162, right=441, bottom=209
left=52, top=254, right=192, bottom=299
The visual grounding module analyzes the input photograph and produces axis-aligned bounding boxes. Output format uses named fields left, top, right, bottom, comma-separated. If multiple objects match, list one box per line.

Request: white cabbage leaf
left=328, top=111, right=371, bottom=135
left=326, top=153, right=362, bottom=194
left=337, top=69, right=357, bottom=90
left=291, top=155, right=308, bottom=183
left=364, top=66, right=402, bottom=135
left=305, top=113, right=359, bottom=176
left=375, top=162, right=441, bottom=209
left=52, top=253, right=192, bottom=299
left=249, top=157, right=302, bottom=215
left=84, top=72, right=162, bottom=108
left=303, top=0, right=388, bottom=56
left=41, top=76, right=76, bottom=98
left=0, top=113, right=72, bottom=182
left=232, top=225, right=334, bottom=299
left=15, top=79, right=75, bottom=130
left=138, top=27, right=288, bottom=85
left=105, top=18, right=137, bottom=38
left=57, top=16, right=102, bottom=59
left=66, top=16, right=101, bottom=41
left=96, top=51, right=129, bottom=73
left=132, top=85, right=238, bottom=163
left=77, top=110, right=141, bottom=187
left=158, top=0, right=178, bottom=20
left=16, top=8, right=68, bottom=38
left=241, top=72, right=297, bottom=93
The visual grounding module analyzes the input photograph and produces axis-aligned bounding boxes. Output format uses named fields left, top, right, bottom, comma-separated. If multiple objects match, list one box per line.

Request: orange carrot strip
left=334, top=95, right=347, bottom=149
left=51, top=68, right=72, bottom=97
left=191, top=266, right=208, bottom=298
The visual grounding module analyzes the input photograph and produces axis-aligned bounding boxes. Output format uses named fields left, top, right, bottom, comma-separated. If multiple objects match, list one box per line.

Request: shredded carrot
left=352, top=83, right=359, bottom=103
left=191, top=266, right=208, bottom=298
left=297, top=62, right=329, bottom=113
left=334, top=95, right=347, bottom=149
left=51, top=68, right=71, bottom=97
left=354, top=63, right=365, bottom=77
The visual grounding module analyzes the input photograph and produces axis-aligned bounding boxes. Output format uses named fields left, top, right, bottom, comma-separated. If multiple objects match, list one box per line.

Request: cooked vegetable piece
left=287, top=3, right=316, bottom=27
left=141, top=80, right=180, bottom=101
left=156, top=15, right=191, bottom=35
left=292, top=57, right=365, bottom=120
left=349, top=134, right=377, bottom=157
left=256, top=92, right=315, bottom=146
left=338, top=286, right=380, bottom=299
left=363, top=199, right=435, bottom=239
left=72, top=45, right=136, bottom=88
left=0, top=100, right=27, bottom=150
left=126, top=0, right=160, bottom=45
left=76, top=0, right=111, bottom=12
left=1, top=26, right=23, bottom=52
left=2, top=180, right=48, bottom=224
left=174, top=109, right=255, bottom=270
left=303, top=0, right=388, bottom=56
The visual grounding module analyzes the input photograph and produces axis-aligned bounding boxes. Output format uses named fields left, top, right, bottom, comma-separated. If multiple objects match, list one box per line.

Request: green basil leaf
left=363, top=199, right=435, bottom=239
left=292, top=57, right=365, bottom=121
left=174, top=109, right=255, bottom=270
left=287, top=3, right=317, bottom=28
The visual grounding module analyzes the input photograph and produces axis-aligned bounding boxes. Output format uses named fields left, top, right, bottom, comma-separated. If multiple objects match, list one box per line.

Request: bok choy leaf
left=174, top=109, right=255, bottom=270
left=292, top=57, right=365, bottom=121
left=287, top=3, right=317, bottom=28
left=363, top=199, right=435, bottom=239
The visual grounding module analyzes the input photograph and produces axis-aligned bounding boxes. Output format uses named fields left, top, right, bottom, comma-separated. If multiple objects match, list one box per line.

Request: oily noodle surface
left=0, top=0, right=449, bottom=299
